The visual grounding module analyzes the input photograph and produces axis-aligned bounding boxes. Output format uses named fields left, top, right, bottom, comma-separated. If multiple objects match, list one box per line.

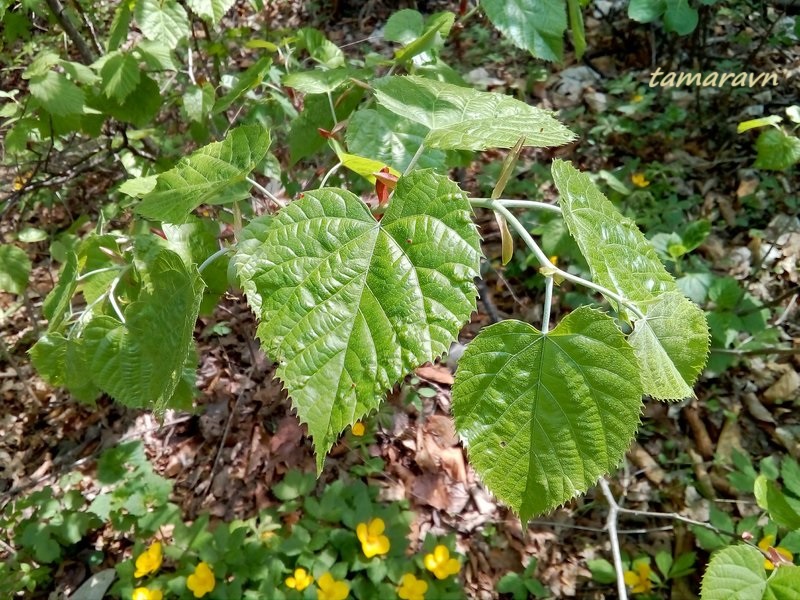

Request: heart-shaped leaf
left=373, top=76, right=576, bottom=151
left=135, top=125, right=271, bottom=223
left=552, top=159, right=708, bottom=400
left=452, top=307, right=643, bottom=521
left=235, top=170, right=481, bottom=470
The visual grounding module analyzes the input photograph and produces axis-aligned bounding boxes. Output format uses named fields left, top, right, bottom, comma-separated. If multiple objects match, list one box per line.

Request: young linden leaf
left=186, top=0, right=235, bottom=24
left=765, top=565, right=800, bottom=600
left=699, top=544, right=766, bottom=600
left=372, top=76, right=576, bottom=151
left=42, top=252, right=79, bottom=330
left=552, top=159, right=708, bottom=400
left=87, top=247, right=202, bottom=409
left=135, top=125, right=271, bottom=223
left=134, top=0, right=190, bottom=49
left=451, top=307, right=643, bottom=521
left=235, top=170, right=481, bottom=471
left=627, top=292, right=709, bottom=400
left=346, top=108, right=446, bottom=172
left=0, top=244, right=31, bottom=295
left=481, top=0, right=567, bottom=62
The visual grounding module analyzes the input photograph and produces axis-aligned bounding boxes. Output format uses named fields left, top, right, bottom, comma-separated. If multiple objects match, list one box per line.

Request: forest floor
left=1, top=1, right=799, bottom=598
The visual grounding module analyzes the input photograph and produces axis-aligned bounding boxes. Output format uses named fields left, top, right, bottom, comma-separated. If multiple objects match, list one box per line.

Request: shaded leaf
left=135, top=125, right=271, bottom=223
left=699, top=545, right=766, bottom=600
left=373, top=75, right=575, bottom=151
left=186, top=0, right=235, bottom=24
left=0, top=244, right=31, bottom=295
left=481, top=0, right=567, bottom=62
left=135, top=0, right=190, bottom=49
left=452, top=308, right=643, bottom=521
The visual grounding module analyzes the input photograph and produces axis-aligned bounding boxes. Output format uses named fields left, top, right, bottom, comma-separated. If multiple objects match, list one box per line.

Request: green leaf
left=86, top=245, right=203, bottom=409
left=346, top=108, right=445, bottom=171
left=481, top=0, right=567, bottom=62
left=553, top=159, right=678, bottom=307
left=451, top=307, right=643, bottom=521
left=765, top=566, right=800, bottom=600
left=373, top=76, right=575, bottom=151
left=135, top=125, right=271, bottom=223
left=108, top=2, right=133, bottom=51
left=235, top=170, right=481, bottom=470
left=43, top=252, right=79, bottom=330
left=700, top=544, right=766, bottom=600
left=288, top=86, right=364, bottom=164
left=135, top=0, right=190, bottom=49
left=0, top=244, right=31, bottom=294
left=780, top=458, right=800, bottom=499
left=567, top=0, right=586, bottom=59
left=628, top=0, right=666, bottom=22
left=213, top=56, right=272, bottom=114
left=664, top=0, right=699, bottom=35
left=29, top=71, right=85, bottom=116
left=183, top=83, right=215, bottom=123
left=754, top=475, right=800, bottom=530
left=295, top=28, right=344, bottom=69
left=88, top=73, right=161, bottom=127
left=119, top=175, right=158, bottom=198
left=394, top=12, right=454, bottom=63
left=754, top=129, right=800, bottom=171
left=283, top=68, right=349, bottom=95
left=101, top=52, right=141, bottom=102
left=552, top=160, right=708, bottom=399
left=628, top=292, right=709, bottom=400
left=384, top=8, right=424, bottom=44
left=186, top=0, right=235, bottom=24
left=737, top=115, right=783, bottom=133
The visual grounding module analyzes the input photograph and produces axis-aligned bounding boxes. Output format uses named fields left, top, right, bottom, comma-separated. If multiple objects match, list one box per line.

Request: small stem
left=76, top=266, right=124, bottom=282
left=198, top=247, right=231, bottom=274
left=246, top=176, right=285, bottom=207
left=404, top=144, right=425, bottom=175
left=599, top=479, right=629, bottom=600
left=108, top=272, right=125, bottom=324
left=326, top=91, right=338, bottom=126
left=489, top=202, right=646, bottom=320
left=320, top=162, right=342, bottom=188
left=542, top=276, right=554, bottom=334
left=470, top=198, right=562, bottom=214
left=22, top=289, right=41, bottom=338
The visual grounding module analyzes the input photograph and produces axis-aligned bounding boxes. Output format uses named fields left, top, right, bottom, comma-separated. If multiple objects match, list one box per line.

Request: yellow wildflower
left=316, top=572, right=349, bottom=600
left=423, top=545, right=460, bottom=580
left=132, top=588, right=163, bottom=600
left=286, top=567, right=314, bottom=591
left=631, top=173, right=650, bottom=188
left=186, top=562, right=215, bottom=598
left=632, top=94, right=644, bottom=102
left=397, top=573, right=428, bottom=600
left=623, top=561, right=653, bottom=594
left=356, top=518, right=390, bottom=558
left=351, top=422, right=366, bottom=436
left=759, top=535, right=794, bottom=570
left=134, top=542, right=163, bottom=578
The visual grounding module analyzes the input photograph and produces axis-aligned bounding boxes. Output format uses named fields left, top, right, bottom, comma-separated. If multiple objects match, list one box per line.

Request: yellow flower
left=351, top=422, right=366, bottom=436
left=397, top=573, right=428, bottom=600
left=356, top=518, right=390, bottom=558
left=134, top=542, right=163, bottom=578
left=286, top=567, right=314, bottom=591
left=623, top=561, right=653, bottom=594
left=132, top=588, right=163, bottom=600
left=187, top=562, right=215, bottom=598
left=631, top=173, right=650, bottom=188
left=632, top=94, right=644, bottom=102
left=316, top=572, right=349, bottom=600
left=759, top=535, right=794, bottom=570
left=423, top=545, right=461, bottom=580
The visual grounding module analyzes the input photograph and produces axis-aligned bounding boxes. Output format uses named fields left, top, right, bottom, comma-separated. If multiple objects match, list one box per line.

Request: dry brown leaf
left=412, top=473, right=450, bottom=510
left=415, top=364, right=455, bottom=385
left=628, top=443, right=666, bottom=484
left=716, top=415, right=745, bottom=464
left=764, top=369, right=800, bottom=403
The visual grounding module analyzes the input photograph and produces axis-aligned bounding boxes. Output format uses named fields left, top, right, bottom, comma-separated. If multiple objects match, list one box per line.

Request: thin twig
left=542, top=276, right=554, bottom=334
left=404, top=144, right=426, bottom=175
left=470, top=198, right=562, bottom=214
left=320, top=162, right=343, bottom=188
left=599, top=479, right=628, bottom=600
left=246, top=176, right=285, bottom=207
